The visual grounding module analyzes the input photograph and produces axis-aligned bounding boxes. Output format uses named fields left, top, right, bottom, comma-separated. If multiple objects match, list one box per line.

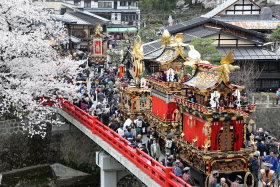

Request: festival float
left=90, top=24, right=107, bottom=66
left=122, top=30, right=258, bottom=186
left=117, top=36, right=152, bottom=119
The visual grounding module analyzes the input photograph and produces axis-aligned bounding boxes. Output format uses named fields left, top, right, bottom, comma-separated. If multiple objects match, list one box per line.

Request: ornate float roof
left=183, top=50, right=245, bottom=93
left=144, top=32, right=188, bottom=68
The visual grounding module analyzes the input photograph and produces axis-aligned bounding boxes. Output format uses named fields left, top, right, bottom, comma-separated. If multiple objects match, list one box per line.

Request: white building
left=42, top=0, right=140, bottom=27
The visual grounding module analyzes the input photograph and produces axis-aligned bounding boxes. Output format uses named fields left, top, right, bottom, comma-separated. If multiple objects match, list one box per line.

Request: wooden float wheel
left=244, top=171, right=254, bottom=187
left=132, top=60, right=139, bottom=77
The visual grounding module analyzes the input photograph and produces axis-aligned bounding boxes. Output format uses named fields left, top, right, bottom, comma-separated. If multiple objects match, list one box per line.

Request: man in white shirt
left=123, top=115, right=132, bottom=132
left=117, top=124, right=124, bottom=136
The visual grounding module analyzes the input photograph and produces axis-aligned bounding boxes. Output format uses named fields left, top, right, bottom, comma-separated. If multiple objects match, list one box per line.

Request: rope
left=244, top=171, right=254, bottom=187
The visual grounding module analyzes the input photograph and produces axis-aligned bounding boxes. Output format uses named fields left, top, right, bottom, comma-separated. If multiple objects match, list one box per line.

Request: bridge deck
left=58, top=99, right=191, bottom=187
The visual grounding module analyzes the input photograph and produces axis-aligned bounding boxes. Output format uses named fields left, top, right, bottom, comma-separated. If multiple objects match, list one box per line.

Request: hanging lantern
left=220, top=122, right=223, bottom=133
left=230, top=122, right=234, bottom=132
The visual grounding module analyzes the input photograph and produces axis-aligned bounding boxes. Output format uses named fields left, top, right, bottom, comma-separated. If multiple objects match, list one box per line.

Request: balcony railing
left=147, top=76, right=182, bottom=89
left=174, top=95, right=256, bottom=117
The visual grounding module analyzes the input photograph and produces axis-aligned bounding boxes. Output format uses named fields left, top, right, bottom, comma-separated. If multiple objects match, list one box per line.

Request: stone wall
left=53, top=125, right=100, bottom=171
left=248, top=107, right=280, bottom=139
left=0, top=119, right=58, bottom=172
left=0, top=119, right=100, bottom=173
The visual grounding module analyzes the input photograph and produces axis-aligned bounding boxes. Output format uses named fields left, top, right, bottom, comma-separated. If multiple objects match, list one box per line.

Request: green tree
left=270, top=26, right=280, bottom=42
left=189, top=38, right=222, bottom=65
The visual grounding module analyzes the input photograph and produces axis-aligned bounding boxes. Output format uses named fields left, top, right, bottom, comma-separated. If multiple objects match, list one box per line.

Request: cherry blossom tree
left=0, top=0, right=83, bottom=138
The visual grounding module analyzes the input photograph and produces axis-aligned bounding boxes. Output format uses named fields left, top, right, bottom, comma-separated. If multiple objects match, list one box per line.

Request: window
left=128, top=1, right=131, bottom=6
left=115, top=13, right=118, bottom=20
left=122, top=14, right=137, bottom=21
left=60, top=8, right=66, bottom=15
left=84, top=0, right=91, bottom=8
left=262, top=80, right=279, bottom=88
left=254, top=80, right=261, bottom=88
left=120, top=1, right=126, bottom=6
left=74, top=0, right=81, bottom=6
left=98, top=2, right=112, bottom=8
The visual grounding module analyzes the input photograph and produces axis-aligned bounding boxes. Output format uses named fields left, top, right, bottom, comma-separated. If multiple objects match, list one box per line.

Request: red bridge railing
left=60, top=99, right=191, bottom=187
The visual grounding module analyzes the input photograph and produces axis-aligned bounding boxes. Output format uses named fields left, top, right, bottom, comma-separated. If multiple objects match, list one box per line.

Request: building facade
left=54, top=6, right=109, bottom=52
left=61, top=0, right=140, bottom=27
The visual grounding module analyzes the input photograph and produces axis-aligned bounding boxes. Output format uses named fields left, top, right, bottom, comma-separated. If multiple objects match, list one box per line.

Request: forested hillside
left=139, top=0, right=177, bottom=14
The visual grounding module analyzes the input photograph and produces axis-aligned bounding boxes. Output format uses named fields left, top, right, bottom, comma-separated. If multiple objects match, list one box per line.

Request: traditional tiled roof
left=217, top=47, right=280, bottom=60
left=144, top=25, right=263, bottom=57
left=162, top=17, right=265, bottom=38
left=226, top=21, right=280, bottom=30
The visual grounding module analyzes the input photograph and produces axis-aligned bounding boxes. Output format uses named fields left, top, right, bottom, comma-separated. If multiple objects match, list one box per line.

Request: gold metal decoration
left=131, top=35, right=144, bottom=78
left=249, top=119, right=255, bottom=125
left=160, top=29, right=171, bottom=46
left=132, top=35, right=144, bottom=60
left=203, top=122, right=211, bottom=136
left=91, top=24, right=104, bottom=38
left=180, top=133, right=185, bottom=138
left=168, top=33, right=187, bottom=48
left=202, top=139, right=211, bottom=153
left=210, top=50, right=240, bottom=82
left=192, top=136, right=198, bottom=147
left=250, top=135, right=256, bottom=151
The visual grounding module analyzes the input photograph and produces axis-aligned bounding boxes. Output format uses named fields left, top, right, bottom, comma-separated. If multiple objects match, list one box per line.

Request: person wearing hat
left=172, top=160, right=182, bottom=177
left=230, top=175, right=242, bottom=187
left=249, top=152, right=260, bottom=179
left=140, top=142, right=148, bottom=154
left=163, top=155, right=173, bottom=167
left=182, top=167, right=196, bottom=186
left=208, top=170, right=219, bottom=187
left=258, top=163, right=276, bottom=187
left=172, top=158, right=184, bottom=171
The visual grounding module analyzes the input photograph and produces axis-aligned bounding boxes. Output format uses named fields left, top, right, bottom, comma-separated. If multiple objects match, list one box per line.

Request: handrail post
left=92, top=116, right=98, bottom=134
left=165, top=167, right=172, bottom=187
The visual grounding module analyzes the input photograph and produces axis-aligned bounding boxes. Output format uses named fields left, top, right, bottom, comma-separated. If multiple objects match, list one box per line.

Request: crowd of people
left=71, top=60, right=280, bottom=187
left=207, top=127, right=280, bottom=187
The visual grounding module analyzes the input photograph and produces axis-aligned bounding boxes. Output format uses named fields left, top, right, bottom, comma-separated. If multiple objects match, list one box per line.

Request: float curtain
left=233, top=120, right=244, bottom=151
left=183, top=114, right=207, bottom=149
left=210, top=121, right=222, bottom=150
left=152, top=96, right=168, bottom=119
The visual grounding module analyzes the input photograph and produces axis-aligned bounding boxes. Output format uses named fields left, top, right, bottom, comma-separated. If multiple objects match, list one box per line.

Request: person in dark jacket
left=151, top=126, right=158, bottom=140
left=256, top=139, right=268, bottom=157
left=208, top=170, right=219, bottom=187
left=101, top=110, right=110, bottom=126
left=230, top=175, right=242, bottom=187
left=172, top=160, right=182, bottom=177
left=182, top=167, right=196, bottom=186
left=249, top=152, right=260, bottom=179
left=140, top=143, right=148, bottom=154
left=265, top=138, right=279, bottom=156
left=123, top=128, right=133, bottom=139
left=147, top=135, right=154, bottom=155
